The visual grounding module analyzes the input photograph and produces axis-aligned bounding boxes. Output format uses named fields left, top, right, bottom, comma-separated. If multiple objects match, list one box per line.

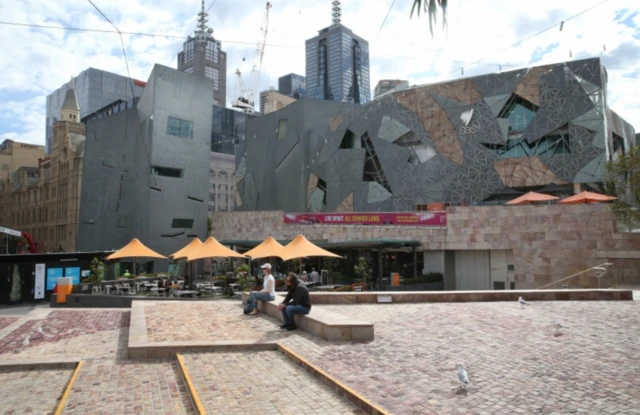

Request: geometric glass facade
left=305, top=24, right=370, bottom=104
left=210, top=106, right=253, bottom=155
left=45, top=68, right=145, bottom=153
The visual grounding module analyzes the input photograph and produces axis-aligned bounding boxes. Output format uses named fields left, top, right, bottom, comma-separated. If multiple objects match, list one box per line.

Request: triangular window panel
left=498, top=94, right=539, bottom=134
left=361, top=132, right=392, bottom=194
left=339, top=129, right=358, bottom=149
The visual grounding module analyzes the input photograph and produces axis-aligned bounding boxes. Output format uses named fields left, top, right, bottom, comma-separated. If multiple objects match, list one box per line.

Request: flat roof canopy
left=220, top=238, right=421, bottom=250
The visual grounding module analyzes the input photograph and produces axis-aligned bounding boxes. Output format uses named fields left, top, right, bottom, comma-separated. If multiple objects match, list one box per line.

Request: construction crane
left=232, top=2, right=272, bottom=114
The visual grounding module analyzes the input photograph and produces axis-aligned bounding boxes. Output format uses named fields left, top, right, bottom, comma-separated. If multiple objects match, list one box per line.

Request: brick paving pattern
left=0, top=317, right=18, bottom=331
left=0, top=310, right=130, bottom=361
left=144, top=301, right=290, bottom=343
left=0, top=367, right=73, bottom=414
left=181, top=351, right=364, bottom=415
left=62, top=359, right=196, bottom=415
left=278, top=301, right=640, bottom=415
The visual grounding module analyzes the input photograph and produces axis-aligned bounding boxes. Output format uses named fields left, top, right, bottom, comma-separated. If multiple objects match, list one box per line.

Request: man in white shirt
left=309, top=268, right=320, bottom=284
left=246, top=263, right=276, bottom=315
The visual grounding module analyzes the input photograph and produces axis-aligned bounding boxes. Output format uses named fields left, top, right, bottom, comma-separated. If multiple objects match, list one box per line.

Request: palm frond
left=411, top=0, right=449, bottom=37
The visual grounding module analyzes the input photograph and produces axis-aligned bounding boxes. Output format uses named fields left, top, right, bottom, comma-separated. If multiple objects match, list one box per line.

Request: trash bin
left=57, top=277, right=73, bottom=303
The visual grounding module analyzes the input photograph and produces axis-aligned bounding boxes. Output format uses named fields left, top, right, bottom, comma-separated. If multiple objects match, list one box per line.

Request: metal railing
left=537, top=263, right=614, bottom=290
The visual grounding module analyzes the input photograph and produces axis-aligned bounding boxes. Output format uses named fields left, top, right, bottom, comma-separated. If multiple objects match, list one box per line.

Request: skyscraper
left=45, top=68, right=145, bottom=153
left=305, top=1, right=370, bottom=104
left=177, top=0, right=227, bottom=106
left=278, top=73, right=306, bottom=99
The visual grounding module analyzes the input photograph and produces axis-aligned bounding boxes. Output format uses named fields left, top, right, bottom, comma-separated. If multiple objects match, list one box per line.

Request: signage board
left=0, top=226, right=21, bottom=237
left=284, top=212, right=446, bottom=226
left=46, top=268, right=63, bottom=290
left=35, top=264, right=45, bottom=299
left=377, top=295, right=392, bottom=303
left=65, top=267, right=81, bottom=285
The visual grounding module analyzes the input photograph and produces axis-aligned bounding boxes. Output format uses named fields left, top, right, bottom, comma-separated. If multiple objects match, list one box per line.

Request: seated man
left=277, top=273, right=311, bottom=331
left=246, top=263, right=276, bottom=315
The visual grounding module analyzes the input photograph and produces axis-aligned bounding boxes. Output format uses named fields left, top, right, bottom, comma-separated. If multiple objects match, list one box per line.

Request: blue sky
left=0, top=0, right=639, bottom=145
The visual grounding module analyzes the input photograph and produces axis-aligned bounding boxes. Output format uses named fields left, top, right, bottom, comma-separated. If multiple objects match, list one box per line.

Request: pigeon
left=23, top=335, right=30, bottom=346
left=37, top=324, right=44, bottom=336
left=553, top=321, right=567, bottom=334
left=457, top=364, right=469, bottom=389
left=518, top=296, right=529, bottom=308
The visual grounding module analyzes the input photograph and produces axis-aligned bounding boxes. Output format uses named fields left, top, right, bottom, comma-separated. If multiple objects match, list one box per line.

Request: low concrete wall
left=310, top=289, right=633, bottom=304
left=242, top=293, right=374, bottom=342
left=50, top=294, right=221, bottom=308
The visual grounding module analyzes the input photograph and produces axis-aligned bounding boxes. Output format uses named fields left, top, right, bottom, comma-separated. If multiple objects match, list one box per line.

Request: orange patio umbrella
left=275, top=234, right=342, bottom=261
left=105, top=238, right=167, bottom=276
left=558, top=191, right=617, bottom=204
left=506, top=191, right=559, bottom=205
left=169, top=238, right=203, bottom=259
left=187, top=236, right=247, bottom=261
left=244, top=237, right=285, bottom=260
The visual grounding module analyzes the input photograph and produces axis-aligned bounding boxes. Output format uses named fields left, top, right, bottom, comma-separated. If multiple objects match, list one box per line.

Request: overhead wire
left=375, top=0, right=397, bottom=40
left=86, top=0, right=157, bottom=186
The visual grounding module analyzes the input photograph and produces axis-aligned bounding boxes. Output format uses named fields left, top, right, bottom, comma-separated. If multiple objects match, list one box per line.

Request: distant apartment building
left=374, top=79, right=409, bottom=99
left=0, top=139, right=44, bottom=183
left=45, top=68, right=144, bottom=153
left=278, top=73, right=306, bottom=99
left=260, top=89, right=297, bottom=115
left=0, top=86, right=86, bottom=252
left=177, top=2, right=227, bottom=106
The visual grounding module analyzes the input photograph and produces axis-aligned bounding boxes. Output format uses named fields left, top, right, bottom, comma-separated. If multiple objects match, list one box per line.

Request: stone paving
left=181, top=351, right=364, bottom=415
left=0, top=317, right=18, bottom=331
left=277, top=301, right=640, bottom=415
left=0, top=299, right=638, bottom=414
left=62, top=359, right=196, bottom=415
left=0, top=366, right=73, bottom=414
left=0, top=309, right=130, bottom=361
left=144, top=300, right=290, bottom=343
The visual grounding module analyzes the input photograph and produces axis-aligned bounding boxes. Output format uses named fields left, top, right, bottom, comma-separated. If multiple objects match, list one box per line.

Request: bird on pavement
left=37, top=324, right=44, bottom=336
left=552, top=321, right=567, bottom=335
left=457, top=363, right=469, bottom=389
left=23, top=335, right=30, bottom=346
left=518, top=296, right=529, bottom=308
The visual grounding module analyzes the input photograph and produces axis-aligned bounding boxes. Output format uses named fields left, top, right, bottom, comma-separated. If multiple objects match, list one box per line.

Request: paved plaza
left=0, top=298, right=637, bottom=414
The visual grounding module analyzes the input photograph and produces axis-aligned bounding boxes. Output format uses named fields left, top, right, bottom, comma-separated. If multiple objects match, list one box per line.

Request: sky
left=0, top=0, right=639, bottom=145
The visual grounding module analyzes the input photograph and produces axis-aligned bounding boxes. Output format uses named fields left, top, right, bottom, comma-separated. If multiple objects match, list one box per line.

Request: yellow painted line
left=176, top=353, right=207, bottom=415
left=277, top=344, right=391, bottom=415
left=54, top=360, right=84, bottom=415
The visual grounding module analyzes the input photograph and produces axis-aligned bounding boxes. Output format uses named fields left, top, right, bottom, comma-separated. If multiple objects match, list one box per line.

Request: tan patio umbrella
left=169, top=238, right=203, bottom=259
left=558, top=191, right=617, bottom=204
left=276, top=235, right=342, bottom=261
left=105, top=238, right=167, bottom=276
left=187, top=236, right=247, bottom=261
left=244, top=237, right=285, bottom=260
left=506, top=191, right=559, bottom=205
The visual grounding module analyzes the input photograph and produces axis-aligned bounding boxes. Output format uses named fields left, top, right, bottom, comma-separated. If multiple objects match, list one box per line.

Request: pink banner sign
left=283, top=212, right=447, bottom=226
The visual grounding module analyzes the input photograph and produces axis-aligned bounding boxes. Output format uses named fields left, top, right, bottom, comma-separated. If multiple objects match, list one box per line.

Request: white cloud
left=0, top=0, right=638, bottom=146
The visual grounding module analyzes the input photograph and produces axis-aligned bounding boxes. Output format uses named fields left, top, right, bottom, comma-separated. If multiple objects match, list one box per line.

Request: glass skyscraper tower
left=305, top=5, right=370, bottom=104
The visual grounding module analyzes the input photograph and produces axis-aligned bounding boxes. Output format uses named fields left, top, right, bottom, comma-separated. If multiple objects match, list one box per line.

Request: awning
left=187, top=236, right=247, bottom=261
left=106, top=238, right=166, bottom=260
left=558, top=191, right=617, bottom=204
left=243, top=237, right=285, bottom=260
left=169, top=238, right=202, bottom=259
left=220, top=238, right=422, bottom=250
left=506, top=191, right=559, bottom=205
left=276, top=235, right=342, bottom=261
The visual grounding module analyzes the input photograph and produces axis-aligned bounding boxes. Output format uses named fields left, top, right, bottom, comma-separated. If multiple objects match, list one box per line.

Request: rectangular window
left=277, top=119, right=287, bottom=141
left=151, top=166, right=183, bottom=178
left=171, top=218, right=194, bottom=229
left=167, top=117, right=193, bottom=139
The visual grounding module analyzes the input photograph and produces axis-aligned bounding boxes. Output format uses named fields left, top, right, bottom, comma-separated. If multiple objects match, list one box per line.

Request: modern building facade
left=211, top=105, right=252, bottom=155
left=0, top=87, right=86, bottom=252
left=77, top=65, right=212, bottom=268
left=177, top=2, right=227, bottom=106
left=235, top=58, right=635, bottom=213
left=45, top=69, right=145, bottom=153
left=374, top=79, right=409, bottom=99
left=209, top=152, right=235, bottom=213
left=305, top=23, right=370, bottom=104
left=278, top=73, right=306, bottom=99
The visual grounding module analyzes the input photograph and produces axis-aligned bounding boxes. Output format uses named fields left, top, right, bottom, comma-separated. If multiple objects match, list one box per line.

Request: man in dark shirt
left=277, top=273, right=311, bottom=331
